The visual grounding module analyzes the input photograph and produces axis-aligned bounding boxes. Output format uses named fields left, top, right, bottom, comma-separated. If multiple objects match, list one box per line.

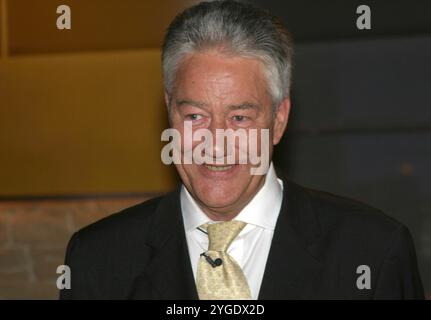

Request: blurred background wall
left=0, top=0, right=194, bottom=299
left=262, top=0, right=431, bottom=299
left=0, top=0, right=430, bottom=299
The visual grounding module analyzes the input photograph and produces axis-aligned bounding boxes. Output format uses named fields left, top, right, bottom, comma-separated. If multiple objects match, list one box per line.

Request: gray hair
left=162, top=0, right=293, bottom=110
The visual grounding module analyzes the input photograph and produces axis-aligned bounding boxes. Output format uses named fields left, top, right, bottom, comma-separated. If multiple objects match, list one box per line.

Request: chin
left=179, top=163, right=257, bottom=212
left=195, top=185, right=242, bottom=209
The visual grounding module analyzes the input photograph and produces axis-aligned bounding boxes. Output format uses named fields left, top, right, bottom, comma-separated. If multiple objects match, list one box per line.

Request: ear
left=164, top=91, right=174, bottom=125
left=273, top=98, right=291, bottom=145
left=164, top=91, right=171, bottom=108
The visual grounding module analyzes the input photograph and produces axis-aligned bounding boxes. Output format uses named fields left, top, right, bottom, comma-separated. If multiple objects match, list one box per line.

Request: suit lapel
left=131, top=188, right=198, bottom=299
left=258, top=178, right=324, bottom=299
left=132, top=177, right=324, bottom=299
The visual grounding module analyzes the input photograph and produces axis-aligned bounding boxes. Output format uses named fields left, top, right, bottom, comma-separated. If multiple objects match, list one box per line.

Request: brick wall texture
left=0, top=196, right=153, bottom=299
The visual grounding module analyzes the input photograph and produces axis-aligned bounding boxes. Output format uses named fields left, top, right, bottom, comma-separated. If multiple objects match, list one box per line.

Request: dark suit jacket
left=60, top=178, right=424, bottom=299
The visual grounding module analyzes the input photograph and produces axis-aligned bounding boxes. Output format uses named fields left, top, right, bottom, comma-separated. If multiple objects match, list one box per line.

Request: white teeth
left=205, top=165, right=233, bottom=171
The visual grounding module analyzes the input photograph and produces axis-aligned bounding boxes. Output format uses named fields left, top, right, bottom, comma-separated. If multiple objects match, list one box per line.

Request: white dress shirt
left=180, top=163, right=284, bottom=300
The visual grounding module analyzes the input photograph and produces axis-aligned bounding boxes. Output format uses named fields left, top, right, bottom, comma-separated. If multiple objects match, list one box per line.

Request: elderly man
left=61, top=1, right=424, bottom=299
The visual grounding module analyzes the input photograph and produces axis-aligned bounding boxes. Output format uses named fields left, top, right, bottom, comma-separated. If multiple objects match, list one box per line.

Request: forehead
left=173, top=51, right=271, bottom=106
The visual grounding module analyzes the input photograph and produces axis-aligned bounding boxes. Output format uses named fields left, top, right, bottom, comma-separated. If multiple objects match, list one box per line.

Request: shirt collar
left=181, top=162, right=284, bottom=232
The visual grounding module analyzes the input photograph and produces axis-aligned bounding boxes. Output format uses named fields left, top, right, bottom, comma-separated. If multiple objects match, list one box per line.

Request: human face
left=167, top=50, right=290, bottom=220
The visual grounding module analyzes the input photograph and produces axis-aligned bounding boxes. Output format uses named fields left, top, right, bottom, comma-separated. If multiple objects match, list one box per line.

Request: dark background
left=254, top=0, right=431, bottom=295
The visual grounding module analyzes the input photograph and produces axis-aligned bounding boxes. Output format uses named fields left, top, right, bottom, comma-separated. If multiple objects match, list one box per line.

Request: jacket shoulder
left=286, top=181, right=424, bottom=299
left=75, top=194, right=163, bottom=243
left=66, top=191, right=177, bottom=265
left=289, top=181, right=404, bottom=238
left=61, top=192, right=177, bottom=299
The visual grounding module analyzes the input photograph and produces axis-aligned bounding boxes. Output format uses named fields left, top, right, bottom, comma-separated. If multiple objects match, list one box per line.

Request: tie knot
left=201, top=220, right=246, bottom=252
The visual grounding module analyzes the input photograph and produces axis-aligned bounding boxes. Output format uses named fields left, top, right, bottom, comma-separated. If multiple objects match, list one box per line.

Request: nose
left=208, top=116, right=232, bottom=163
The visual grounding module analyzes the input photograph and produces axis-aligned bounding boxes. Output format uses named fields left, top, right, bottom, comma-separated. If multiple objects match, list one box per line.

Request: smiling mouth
left=204, top=164, right=234, bottom=171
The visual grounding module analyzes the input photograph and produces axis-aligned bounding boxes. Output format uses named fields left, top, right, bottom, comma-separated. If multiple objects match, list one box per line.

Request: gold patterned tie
left=196, top=220, right=252, bottom=300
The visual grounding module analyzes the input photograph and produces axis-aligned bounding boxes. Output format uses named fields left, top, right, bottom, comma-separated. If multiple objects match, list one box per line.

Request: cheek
left=175, top=164, right=195, bottom=186
left=256, top=117, right=276, bottom=148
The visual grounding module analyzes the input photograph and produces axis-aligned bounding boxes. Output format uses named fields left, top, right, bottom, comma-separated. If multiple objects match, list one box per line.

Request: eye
left=186, top=114, right=203, bottom=121
left=233, top=115, right=247, bottom=122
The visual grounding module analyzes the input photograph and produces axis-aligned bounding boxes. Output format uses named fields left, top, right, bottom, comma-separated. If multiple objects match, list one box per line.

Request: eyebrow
left=175, top=99, right=260, bottom=111
left=227, top=102, right=260, bottom=111
left=175, top=99, right=208, bottom=108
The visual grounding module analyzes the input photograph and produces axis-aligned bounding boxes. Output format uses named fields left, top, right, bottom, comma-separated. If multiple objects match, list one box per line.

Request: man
left=61, top=1, right=424, bottom=299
